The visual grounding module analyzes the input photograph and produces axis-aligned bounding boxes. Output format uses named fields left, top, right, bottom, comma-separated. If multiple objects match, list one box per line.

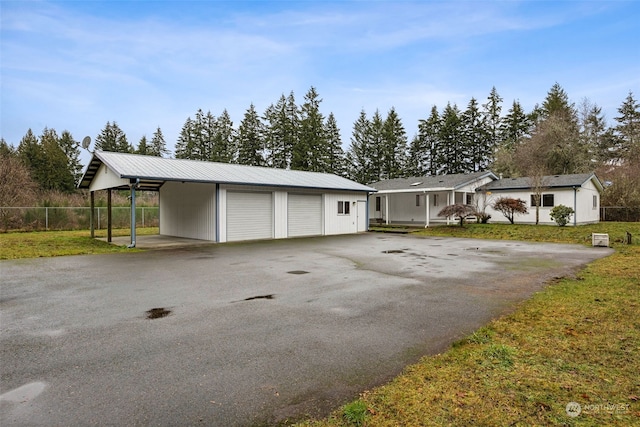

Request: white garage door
left=227, top=191, right=273, bottom=241
left=288, top=193, right=322, bottom=237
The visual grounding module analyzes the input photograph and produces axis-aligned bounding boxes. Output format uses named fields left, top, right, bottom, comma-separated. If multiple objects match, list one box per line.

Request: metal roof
left=78, top=151, right=376, bottom=193
left=371, top=171, right=498, bottom=192
left=479, top=173, right=603, bottom=192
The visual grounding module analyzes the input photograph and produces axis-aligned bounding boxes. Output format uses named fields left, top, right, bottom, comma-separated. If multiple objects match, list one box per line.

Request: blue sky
left=1, top=0, right=639, bottom=166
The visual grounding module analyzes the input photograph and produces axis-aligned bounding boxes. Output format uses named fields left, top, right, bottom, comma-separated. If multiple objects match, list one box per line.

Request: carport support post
left=425, top=192, right=430, bottom=228
left=107, top=189, right=112, bottom=243
left=128, top=180, right=138, bottom=248
left=90, top=191, right=95, bottom=238
left=385, top=195, right=390, bottom=225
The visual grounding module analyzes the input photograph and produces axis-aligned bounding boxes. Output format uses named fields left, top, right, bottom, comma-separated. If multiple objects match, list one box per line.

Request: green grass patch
left=0, top=227, right=158, bottom=259
left=298, top=223, right=640, bottom=426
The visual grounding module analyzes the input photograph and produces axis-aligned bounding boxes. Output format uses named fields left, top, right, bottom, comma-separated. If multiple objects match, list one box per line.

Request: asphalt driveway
left=0, top=233, right=612, bottom=426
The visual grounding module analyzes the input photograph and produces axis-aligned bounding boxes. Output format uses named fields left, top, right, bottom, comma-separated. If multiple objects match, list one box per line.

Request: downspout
left=366, top=193, right=371, bottom=231
left=128, top=178, right=140, bottom=248
left=573, top=186, right=577, bottom=226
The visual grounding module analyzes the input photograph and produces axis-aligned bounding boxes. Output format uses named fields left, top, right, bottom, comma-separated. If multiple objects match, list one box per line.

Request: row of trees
left=1, top=84, right=639, bottom=211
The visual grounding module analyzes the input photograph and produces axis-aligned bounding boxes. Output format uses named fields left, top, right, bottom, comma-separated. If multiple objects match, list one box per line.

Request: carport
left=78, top=151, right=375, bottom=247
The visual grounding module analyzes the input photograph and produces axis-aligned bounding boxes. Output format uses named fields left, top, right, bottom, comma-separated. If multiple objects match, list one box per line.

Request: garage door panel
left=288, top=194, right=322, bottom=237
left=227, top=192, right=273, bottom=241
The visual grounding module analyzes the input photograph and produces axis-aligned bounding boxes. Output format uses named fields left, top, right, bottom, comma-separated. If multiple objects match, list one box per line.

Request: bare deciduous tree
left=0, top=154, right=38, bottom=231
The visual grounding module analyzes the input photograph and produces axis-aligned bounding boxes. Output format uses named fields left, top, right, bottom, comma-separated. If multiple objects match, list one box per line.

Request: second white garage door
left=288, top=193, right=322, bottom=237
left=227, top=191, right=273, bottom=241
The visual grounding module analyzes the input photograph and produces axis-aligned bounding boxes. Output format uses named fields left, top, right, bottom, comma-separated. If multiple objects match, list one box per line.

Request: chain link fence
left=0, top=207, right=159, bottom=232
left=600, top=206, right=640, bottom=222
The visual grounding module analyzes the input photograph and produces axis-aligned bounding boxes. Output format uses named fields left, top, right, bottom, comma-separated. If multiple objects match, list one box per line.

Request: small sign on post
left=592, top=233, right=609, bottom=247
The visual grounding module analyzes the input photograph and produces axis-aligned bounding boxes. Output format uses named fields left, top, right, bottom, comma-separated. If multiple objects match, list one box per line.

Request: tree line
left=1, top=83, right=639, bottom=210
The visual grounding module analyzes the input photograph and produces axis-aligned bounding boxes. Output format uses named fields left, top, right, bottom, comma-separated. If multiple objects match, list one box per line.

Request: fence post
left=142, top=207, right=145, bottom=228
left=45, top=207, right=49, bottom=230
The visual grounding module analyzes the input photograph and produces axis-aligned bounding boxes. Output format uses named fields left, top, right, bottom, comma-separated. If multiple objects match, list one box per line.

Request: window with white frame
left=433, top=194, right=439, bottom=206
left=338, top=201, right=350, bottom=215
left=375, top=196, right=381, bottom=212
left=416, top=195, right=421, bottom=207
left=593, top=195, right=598, bottom=209
left=466, top=193, right=474, bottom=205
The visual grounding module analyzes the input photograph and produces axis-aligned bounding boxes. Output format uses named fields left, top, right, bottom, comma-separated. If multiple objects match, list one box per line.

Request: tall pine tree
left=236, top=103, right=265, bottom=166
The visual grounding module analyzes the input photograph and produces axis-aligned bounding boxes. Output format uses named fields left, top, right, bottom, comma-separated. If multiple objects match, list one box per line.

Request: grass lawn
left=0, top=227, right=159, bottom=259
left=298, top=223, right=640, bottom=426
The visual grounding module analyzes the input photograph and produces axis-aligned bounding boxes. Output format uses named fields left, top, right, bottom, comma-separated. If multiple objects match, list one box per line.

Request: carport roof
left=371, top=171, right=498, bottom=193
left=78, top=151, right=377, bottom=192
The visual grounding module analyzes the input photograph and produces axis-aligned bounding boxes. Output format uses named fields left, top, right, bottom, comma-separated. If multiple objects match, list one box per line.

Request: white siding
left=89, top=163, right=128, bottom=192
left=485, top=183, right=600, bottom=225
left=159, top=181, right=216, bottom=240
left=274, top=191, right=288, bottom=239
left=288, top=194, right=323, bottom=237
left=324, top=192, right=362, bottom=235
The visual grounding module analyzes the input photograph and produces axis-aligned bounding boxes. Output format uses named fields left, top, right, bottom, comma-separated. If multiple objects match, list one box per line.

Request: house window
left=466, top=194, right=473, bottom=205
left=375, top=196, right=381, bottom=212
left=593, top=195, right=598, bottom=209
left=338, top=201, right=350, bottom=215
left=433, top=194, right=439, bottom=206
left=416, top=195, right=421, bottom=207
left=531, top=194, right=554, bottom=207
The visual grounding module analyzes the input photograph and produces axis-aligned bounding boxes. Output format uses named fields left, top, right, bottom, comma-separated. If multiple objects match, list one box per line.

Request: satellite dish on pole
left=81, top=136, right=91, bottom=150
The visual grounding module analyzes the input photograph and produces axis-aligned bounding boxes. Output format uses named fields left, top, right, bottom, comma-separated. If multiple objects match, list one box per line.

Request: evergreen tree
left=212, top=109, right=236, bottom=163
left=296, top=86, right=328, bottom=172
left=0, top=138, right=15, bottom=157
left=438, top=103, right=464, bottom=174
left=148, top=127, right=168, bottom=157
left=58, top=130, right=83, bottom=185
left=236, top=103, right=266, bottom=166
left=542, top=83, right=577, bottom=123
left=462, top=97, right=490, bottom=172
left=409, top=106, right=441, bottom=176
left=39, top=128, right=76, bottom=192
left=136, top=136, right=149, bottom=155
left=175, top=117, right=195, bottom=159
left=577, top=99, right=611, bottom=164
left=499, top=100, right=531, bottom=151
left=95, top=121, right=132, bottom=153
left=381, top=107, right=407, bottom=179
left=614, top=91, right=640, bottom=160
left=482, top=86, right=503, bottom=150
left=264, top=93, right=298, bottom=169
left=369, top=110, right=385, bottom=181
left=323, top=112, right=346, bottom=176
left=17, top=129, right=44, bottom=187
left=346, top=110, right=373, bottom=184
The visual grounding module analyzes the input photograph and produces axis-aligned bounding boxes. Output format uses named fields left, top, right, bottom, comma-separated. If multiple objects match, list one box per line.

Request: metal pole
left=128, top=180, right=138, bottom=248
left=107, top=189, right=112, bottom=243
left=45, top=207, right=49, bottom=230
left=90, top=192, right=95, bottom=237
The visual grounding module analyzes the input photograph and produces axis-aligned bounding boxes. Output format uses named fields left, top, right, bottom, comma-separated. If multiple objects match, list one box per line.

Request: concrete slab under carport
left=100, top=234, right=215, bottom=249
left=0, top=234, right=612, bottom=426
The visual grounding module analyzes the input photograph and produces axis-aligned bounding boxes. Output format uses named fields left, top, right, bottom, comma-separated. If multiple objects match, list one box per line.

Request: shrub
left=343, top=400, right=369, bottom=426
left=492, top=197, right=528, bottom=224
left=438, top=204, right=476, bottom=227
left=550, top=204, right=575, bottom=226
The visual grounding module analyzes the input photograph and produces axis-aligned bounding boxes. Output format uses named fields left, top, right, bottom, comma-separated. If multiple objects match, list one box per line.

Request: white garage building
left=78, top=151, right=375, bottom=245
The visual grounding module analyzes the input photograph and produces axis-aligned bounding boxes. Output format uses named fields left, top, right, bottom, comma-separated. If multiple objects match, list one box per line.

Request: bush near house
left=550, top=204, right=575, bottom=227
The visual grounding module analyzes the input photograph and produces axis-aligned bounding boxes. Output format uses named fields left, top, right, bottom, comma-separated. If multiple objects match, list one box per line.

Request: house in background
left=78, top=151, right=376, bottom=245
left=369, top=171, right=602, bottom=227
left=478, top=173, right=603, bottom=225
left=369, top=171, right=498, bottom=227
